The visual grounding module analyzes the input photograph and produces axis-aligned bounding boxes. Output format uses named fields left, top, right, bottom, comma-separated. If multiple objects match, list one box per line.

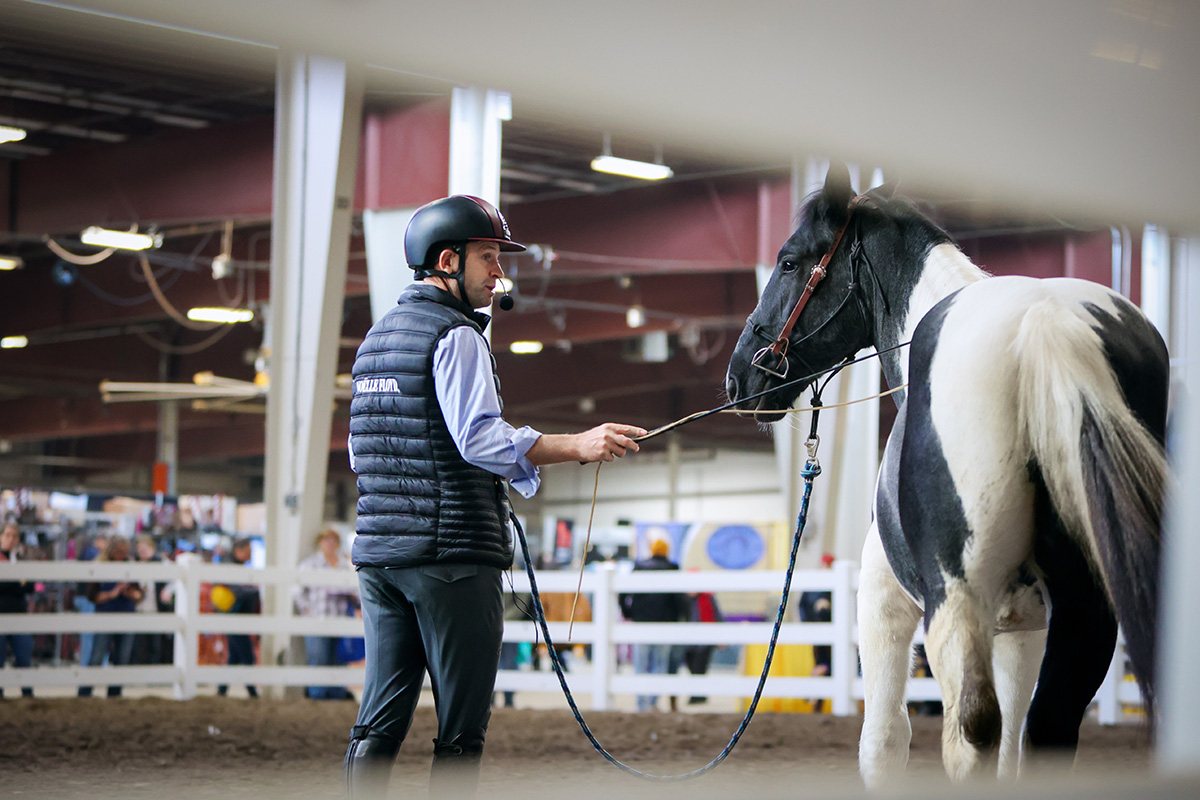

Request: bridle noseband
left=751, top=194, right=867, bottom=379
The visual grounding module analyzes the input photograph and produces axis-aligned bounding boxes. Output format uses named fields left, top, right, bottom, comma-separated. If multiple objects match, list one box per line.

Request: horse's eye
left=780, top=259, right=799, bottom=274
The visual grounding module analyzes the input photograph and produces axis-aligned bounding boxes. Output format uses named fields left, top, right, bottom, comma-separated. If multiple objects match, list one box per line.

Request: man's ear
left=436, top=246, right=459, bottom=274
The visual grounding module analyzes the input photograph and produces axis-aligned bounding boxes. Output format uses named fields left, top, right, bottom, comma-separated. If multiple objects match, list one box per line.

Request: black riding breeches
left=350, top=563, right=503, bottom=753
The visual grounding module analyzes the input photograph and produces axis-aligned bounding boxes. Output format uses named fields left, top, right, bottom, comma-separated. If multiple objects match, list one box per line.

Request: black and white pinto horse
left=725, top=164, right=1168, bottom=784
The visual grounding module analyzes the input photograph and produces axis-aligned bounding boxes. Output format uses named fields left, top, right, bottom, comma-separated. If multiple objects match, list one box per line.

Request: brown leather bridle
left=751, top=194, right=867, bottom=378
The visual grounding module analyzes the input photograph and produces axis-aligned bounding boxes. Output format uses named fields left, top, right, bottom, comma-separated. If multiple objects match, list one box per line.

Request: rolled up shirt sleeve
left=433, top=325, right=542, bottom=498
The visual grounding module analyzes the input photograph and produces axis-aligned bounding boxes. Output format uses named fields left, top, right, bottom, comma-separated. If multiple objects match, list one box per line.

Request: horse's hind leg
left=858, top=524, right=923, bottom=788
left=1024, top=499, right=1118, bottom=772
left=924, top=580, right=1003, bottom=781
left=993, top=626, right=1046, bottom=778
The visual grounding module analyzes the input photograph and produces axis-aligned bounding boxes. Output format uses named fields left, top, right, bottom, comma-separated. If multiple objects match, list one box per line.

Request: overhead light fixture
left=591, top=133, right=673, bottom=181
left=1, top=335, right=28, bottom=349
left=626, top=305, right=646, bottom=328
left=79, top=226, right=161, bottom=251
left=509, top=341, right=544, bottom=355
left=494, top=277, right=514, bottom=293
left=187, top=307, right=254, bottom=324
left=0, top=125, right=26, bottom=144
left=0, top=256, right=22, bottom=270
left=591, top=155, right=674, bottom=181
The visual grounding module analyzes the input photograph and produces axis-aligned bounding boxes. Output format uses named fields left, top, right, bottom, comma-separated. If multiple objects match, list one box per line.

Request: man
left=216, top=538, right=260, bottom=698
left=345, top=195, right=645, bottom=798
left=619, top=538, right=689, bottom=711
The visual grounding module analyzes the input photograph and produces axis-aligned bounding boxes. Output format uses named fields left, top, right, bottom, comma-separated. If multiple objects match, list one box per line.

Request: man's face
left=451, top=241, right=505, bottom=310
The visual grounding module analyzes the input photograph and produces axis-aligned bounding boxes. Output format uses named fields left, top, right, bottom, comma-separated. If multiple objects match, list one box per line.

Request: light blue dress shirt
left=432, top=325, right=543, bottom=498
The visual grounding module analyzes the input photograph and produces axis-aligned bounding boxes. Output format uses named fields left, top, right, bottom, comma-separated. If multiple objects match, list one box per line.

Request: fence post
left=173, top=553, right=199, bottom=699
left=831, top=559, right=856, bottom=716
left=591, top=565, right=614, bottom=711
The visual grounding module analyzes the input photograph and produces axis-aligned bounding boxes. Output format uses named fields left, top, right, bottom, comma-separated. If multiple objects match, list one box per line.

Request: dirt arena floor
left=0, top=696, right=1169, bottom=799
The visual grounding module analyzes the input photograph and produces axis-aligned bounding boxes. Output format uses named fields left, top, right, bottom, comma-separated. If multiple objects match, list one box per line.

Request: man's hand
left=573, top=423, right=647, bottom=463
left=526, top=423, right=648, bottom=466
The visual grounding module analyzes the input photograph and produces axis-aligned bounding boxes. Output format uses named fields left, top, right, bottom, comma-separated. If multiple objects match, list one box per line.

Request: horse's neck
left=886, top=243, right=988, bottom=387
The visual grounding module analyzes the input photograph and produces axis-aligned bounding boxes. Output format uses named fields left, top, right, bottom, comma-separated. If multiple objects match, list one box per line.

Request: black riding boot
left=345, top=726, right=402, bottom=800
left=429, top=728, right=485, bottom=799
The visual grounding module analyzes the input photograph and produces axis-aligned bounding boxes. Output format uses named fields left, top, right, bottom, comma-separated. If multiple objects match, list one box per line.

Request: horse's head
left=726, top=164, right=878, bottom=422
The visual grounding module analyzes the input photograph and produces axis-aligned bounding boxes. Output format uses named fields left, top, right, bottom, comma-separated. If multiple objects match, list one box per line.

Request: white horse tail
left=1013, top=297, right=1165, bottom=715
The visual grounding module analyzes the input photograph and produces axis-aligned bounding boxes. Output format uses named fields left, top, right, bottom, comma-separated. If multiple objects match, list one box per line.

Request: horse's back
left=942, top=275, right=1168, bottom=436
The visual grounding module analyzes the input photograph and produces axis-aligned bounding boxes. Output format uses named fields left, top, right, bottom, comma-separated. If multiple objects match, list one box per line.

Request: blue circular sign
left=705, top=525, right=765, bottom=569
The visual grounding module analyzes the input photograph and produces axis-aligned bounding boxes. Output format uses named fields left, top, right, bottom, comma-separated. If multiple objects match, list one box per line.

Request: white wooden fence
left=0, top=558, right=1141, bottom=721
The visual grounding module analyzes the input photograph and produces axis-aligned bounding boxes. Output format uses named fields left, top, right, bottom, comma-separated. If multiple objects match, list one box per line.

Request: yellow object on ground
left=211, top=584, right=235, bottom=612
left=741, top=643, right=824, bottom=713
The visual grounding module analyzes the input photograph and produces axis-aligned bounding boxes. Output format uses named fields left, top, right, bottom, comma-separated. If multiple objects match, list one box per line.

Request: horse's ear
left=873, top=178, right=899, bottom=200
left=823, top=162, right=854, bottom=209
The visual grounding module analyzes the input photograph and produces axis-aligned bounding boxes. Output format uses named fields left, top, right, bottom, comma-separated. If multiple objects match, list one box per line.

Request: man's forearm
left=524, top=433, right=583, bottom=466
left=525, top=423, right=647, bottom=466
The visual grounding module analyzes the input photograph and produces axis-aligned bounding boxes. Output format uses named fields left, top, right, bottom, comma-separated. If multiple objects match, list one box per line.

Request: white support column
left=449, top=87, right=510, bottom=204
left=1141, top=224, right=1171, bottom=342
left=450, top=87, right=511, bottom=343
left=1159, top=235, right=1200, bottom=774
left=771, top=158, right=825, bottom=531
left=362, top=208, right=419, bottom=324
left=264, top=53, right=363, bottom=676
left=770, top=157, right=880, bottom=564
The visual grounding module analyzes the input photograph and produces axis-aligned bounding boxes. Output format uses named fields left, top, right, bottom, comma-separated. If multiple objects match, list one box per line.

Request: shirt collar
left=400, top=283, right=492, bottom=333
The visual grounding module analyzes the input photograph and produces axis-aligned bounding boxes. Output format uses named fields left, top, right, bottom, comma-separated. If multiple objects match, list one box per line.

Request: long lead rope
left=507, top=345, right=909, bottom=779
left=632, top=340, right=909, bottom=444
left=509, top=403, right=824, bottom=781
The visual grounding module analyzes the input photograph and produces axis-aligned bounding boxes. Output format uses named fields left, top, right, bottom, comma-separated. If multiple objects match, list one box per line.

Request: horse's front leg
left=858, top=522, right=923, bottom=788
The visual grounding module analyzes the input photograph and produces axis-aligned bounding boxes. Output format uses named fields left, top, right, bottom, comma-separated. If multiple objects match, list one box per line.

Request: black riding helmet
left=405, top=196, right=526, bottom=282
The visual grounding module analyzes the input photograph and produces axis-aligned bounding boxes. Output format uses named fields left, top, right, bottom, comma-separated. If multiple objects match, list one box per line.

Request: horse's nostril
left=726, top=375, right=739, bottom=402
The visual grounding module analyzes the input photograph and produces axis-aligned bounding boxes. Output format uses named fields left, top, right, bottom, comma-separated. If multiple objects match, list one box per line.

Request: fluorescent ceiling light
left=187, top=307, right=254, bottom=324
left=626, top=305, right=646, bottom=328
left=80, top=226, right=161, bottom=251
left=0, top=256, right=22, bottom=270
left=0, top=125, right=26, bottom=144
left=1, top=335, right=28, bottom=349
left=591, top=155, right=673, bottom=181
left=509, top=341, right=543, bottom=355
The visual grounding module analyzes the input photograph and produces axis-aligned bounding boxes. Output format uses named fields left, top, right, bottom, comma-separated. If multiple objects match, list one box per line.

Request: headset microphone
left=496, top=282, right=515, bottom=311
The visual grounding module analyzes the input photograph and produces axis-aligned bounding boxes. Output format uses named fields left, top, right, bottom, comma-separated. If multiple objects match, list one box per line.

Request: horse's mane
left=792, top=185, right=952, bottom=253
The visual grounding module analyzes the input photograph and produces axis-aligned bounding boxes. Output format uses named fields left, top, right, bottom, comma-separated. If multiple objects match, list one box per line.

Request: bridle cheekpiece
left=751, top=194, right=867, bottom=378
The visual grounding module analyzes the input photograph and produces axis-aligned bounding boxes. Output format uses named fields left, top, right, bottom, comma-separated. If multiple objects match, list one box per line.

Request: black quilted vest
left=349, top=283, right=512, bottom=569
